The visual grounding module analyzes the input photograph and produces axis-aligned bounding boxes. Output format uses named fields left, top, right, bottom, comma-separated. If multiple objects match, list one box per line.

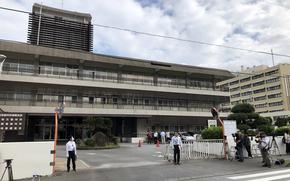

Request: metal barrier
left=163, top=139, right=224, bottom=161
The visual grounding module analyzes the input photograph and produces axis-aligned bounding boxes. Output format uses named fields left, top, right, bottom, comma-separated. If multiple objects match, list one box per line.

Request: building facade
left=217, top=64, right=290, bottom=119
left=27, top=3, right=93, bottom=52
left=0, top=40, right=232, bottom=141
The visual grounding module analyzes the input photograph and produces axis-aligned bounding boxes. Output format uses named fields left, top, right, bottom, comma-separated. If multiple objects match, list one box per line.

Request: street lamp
left=0, top=54, right=7, bottom=73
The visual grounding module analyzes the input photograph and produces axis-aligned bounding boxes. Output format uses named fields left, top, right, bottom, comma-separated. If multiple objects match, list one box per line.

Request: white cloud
left=0, top=0, right=289, bottom=72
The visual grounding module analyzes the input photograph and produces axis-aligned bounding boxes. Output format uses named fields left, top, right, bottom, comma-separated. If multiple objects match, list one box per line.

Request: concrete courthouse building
left=0, top=4, right=233, bottom=141
left=217, top=64, right=290, bottom=120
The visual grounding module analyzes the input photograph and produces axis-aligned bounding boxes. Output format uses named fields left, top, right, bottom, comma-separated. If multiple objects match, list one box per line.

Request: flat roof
left=0, top=39, right=234, bottom=78
left=33, top=3, right=92, bottom=20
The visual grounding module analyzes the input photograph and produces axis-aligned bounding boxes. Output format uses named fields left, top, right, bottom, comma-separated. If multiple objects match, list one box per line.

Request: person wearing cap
left=66, top=136, right=77, bottom=172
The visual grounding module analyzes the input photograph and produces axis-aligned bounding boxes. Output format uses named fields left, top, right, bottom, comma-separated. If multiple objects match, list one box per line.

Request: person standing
left=166, top=131, right=170, bottom=143
left=147, top=130, right=152, bottom=144
left=284, top=131, right=290, bottom=154
left=258, top=132, right=271, bottom=168
left=170, top=132, right=182, bottom=165
left=153, top=131, right=158, bottom=144
left=243, top=134, right=253, bottom=158
left=234, top=132, right=244, bottom=162
left=160, top=130, right=166, bottom=144
left=66, top=136, right=77, bottom=172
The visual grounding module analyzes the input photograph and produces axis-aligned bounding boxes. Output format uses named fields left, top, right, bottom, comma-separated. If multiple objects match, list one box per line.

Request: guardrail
left=163, top=139, right=224, bottom=160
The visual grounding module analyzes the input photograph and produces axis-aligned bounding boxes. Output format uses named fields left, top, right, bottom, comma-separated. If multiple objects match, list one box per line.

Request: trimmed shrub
left=201, top=126, right=223, bottom=139
left=257, top=125, right=274, bottom=135
left=84, top=138, right=96, bottom=147
left=274, top=126, right=290, bottom=136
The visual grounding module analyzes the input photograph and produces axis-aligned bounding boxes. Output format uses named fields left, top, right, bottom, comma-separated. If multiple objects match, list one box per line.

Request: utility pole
left=271, top=49, right=275, bottom=66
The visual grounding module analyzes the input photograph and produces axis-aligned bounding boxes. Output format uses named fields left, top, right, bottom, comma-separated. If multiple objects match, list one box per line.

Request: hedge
left=201, top=126, right=223, bottom=139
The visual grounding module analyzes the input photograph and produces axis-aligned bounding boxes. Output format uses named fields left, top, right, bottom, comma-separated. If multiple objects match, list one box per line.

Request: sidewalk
left=55, top=157, right=90, bottom=172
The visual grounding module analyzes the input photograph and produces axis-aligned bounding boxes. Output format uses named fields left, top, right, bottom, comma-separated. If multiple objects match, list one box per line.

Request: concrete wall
left=0, top=141, right=54, bottom=180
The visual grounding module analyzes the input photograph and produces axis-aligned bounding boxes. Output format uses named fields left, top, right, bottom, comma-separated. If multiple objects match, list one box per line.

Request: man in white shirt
left=170, top=132, right=182, bottom=165
left=257, top=132, right=271, bottom=168
left=66, top=136, right=77, bottom=172
left=154, top=131, right=158, bottom=144
left=160, top=131, right=166, bottom=144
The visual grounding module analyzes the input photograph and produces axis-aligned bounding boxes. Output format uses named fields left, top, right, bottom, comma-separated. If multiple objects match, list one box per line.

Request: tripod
left=269, top=136, right=281, bottom=156
left=0, top=159, right=13, bottom=181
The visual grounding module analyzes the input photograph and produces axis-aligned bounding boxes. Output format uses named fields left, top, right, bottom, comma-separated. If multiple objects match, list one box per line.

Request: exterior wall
left=0, top=141, right=54, bottom=180
left=0, top=40, right=233, bottom=140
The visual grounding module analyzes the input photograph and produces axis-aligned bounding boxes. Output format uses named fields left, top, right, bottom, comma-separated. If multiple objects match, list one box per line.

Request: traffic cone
left=156, top=140, right=160, bottom=147
left=138, top=140, right=142, bottom=147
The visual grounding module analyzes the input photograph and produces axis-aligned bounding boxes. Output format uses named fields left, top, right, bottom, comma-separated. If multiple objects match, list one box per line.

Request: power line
left=1, top=5, right=290, bottom=59
left=92, top=23, right=290, bottom=58
left=0, top=6, right=30, bottom=14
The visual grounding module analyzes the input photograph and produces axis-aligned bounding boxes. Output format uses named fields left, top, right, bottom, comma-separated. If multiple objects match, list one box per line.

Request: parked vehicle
left=180, top=132, right=195, bottom=141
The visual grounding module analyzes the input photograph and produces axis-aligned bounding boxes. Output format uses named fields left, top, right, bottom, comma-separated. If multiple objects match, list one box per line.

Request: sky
left=0, top=0, right=290, bottom=72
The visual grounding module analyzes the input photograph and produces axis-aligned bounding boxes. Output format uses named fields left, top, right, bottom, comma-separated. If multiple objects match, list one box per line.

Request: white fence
left=164, top=136, right=286, bottom=161
left=0, top=141, right=54, bottom=180
left=164, top=139, right=224, bottom=160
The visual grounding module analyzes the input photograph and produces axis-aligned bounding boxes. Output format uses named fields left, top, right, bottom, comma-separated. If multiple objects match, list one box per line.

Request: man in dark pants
left=258, top=132, right=271, bottom=168
left=66, top=136, right=77, bottom=172
left=170, top=132, right=182, bottom=165
left=234, top=132, right=244, bottom=162
left=243, top=134, right=253, bottom=158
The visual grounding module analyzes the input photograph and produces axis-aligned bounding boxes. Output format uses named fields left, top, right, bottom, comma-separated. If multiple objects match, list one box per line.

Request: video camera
left=231, top=133, right=238, bottom=138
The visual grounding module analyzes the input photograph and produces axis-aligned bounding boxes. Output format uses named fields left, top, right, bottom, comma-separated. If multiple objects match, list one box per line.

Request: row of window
left=232, top=92, right=282, bottom=102
left=0, top=92, right=218, bottom=109
left=229, top=77, right=280, bottom=92
left=3, top=62, right=216, bottom=90
left=229, top=69, right=279, bottom=85
left=230, top=85, right=281, bottom=98
left=255, top=101, right=283, bottom=108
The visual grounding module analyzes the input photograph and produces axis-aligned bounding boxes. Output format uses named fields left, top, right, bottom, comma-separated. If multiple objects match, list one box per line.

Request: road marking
left=248, top=174, right=290, bottom=181
left=79, top=159, right=90, bottom=168
left=87, top=152, right=96, bottom=155
left=228, top=169, right=290, bottom=180
left=94, top=161, right=162, bottom=169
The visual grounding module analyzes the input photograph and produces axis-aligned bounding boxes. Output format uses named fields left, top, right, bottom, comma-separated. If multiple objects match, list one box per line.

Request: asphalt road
left=22, top=143, right=290, bottom=181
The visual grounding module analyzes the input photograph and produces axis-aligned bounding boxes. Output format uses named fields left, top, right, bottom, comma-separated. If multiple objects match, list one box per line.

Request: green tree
left=275, top=117, right=290, bottom=127
left=84, top=117, right=112, bottom=137
left=231, top=103, right=255, bottom=114
left=227, top=103, right=271, bottom=130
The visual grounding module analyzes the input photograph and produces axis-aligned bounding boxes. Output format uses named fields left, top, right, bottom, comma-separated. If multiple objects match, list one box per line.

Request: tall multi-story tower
left=27, top=3, right=93, bottom=52
left=217, top=64, right=290, bottom=118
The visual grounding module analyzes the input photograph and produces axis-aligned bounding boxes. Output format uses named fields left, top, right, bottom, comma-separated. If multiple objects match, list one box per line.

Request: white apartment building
left=217, top=64, right=290, bottom=119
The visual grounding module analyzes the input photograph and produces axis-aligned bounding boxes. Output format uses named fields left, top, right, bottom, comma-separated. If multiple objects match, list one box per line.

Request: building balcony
left=0, top=99, right=230, bottom=117
left=0, top=70, right=229, bottom=97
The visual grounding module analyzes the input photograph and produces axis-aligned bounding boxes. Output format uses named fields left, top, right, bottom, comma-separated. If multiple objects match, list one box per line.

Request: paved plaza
left=18, top=143, right=290, bottom=181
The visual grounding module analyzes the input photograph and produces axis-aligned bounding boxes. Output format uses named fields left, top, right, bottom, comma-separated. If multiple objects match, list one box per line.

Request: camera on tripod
left=0, top=159, right=13, bottom=181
